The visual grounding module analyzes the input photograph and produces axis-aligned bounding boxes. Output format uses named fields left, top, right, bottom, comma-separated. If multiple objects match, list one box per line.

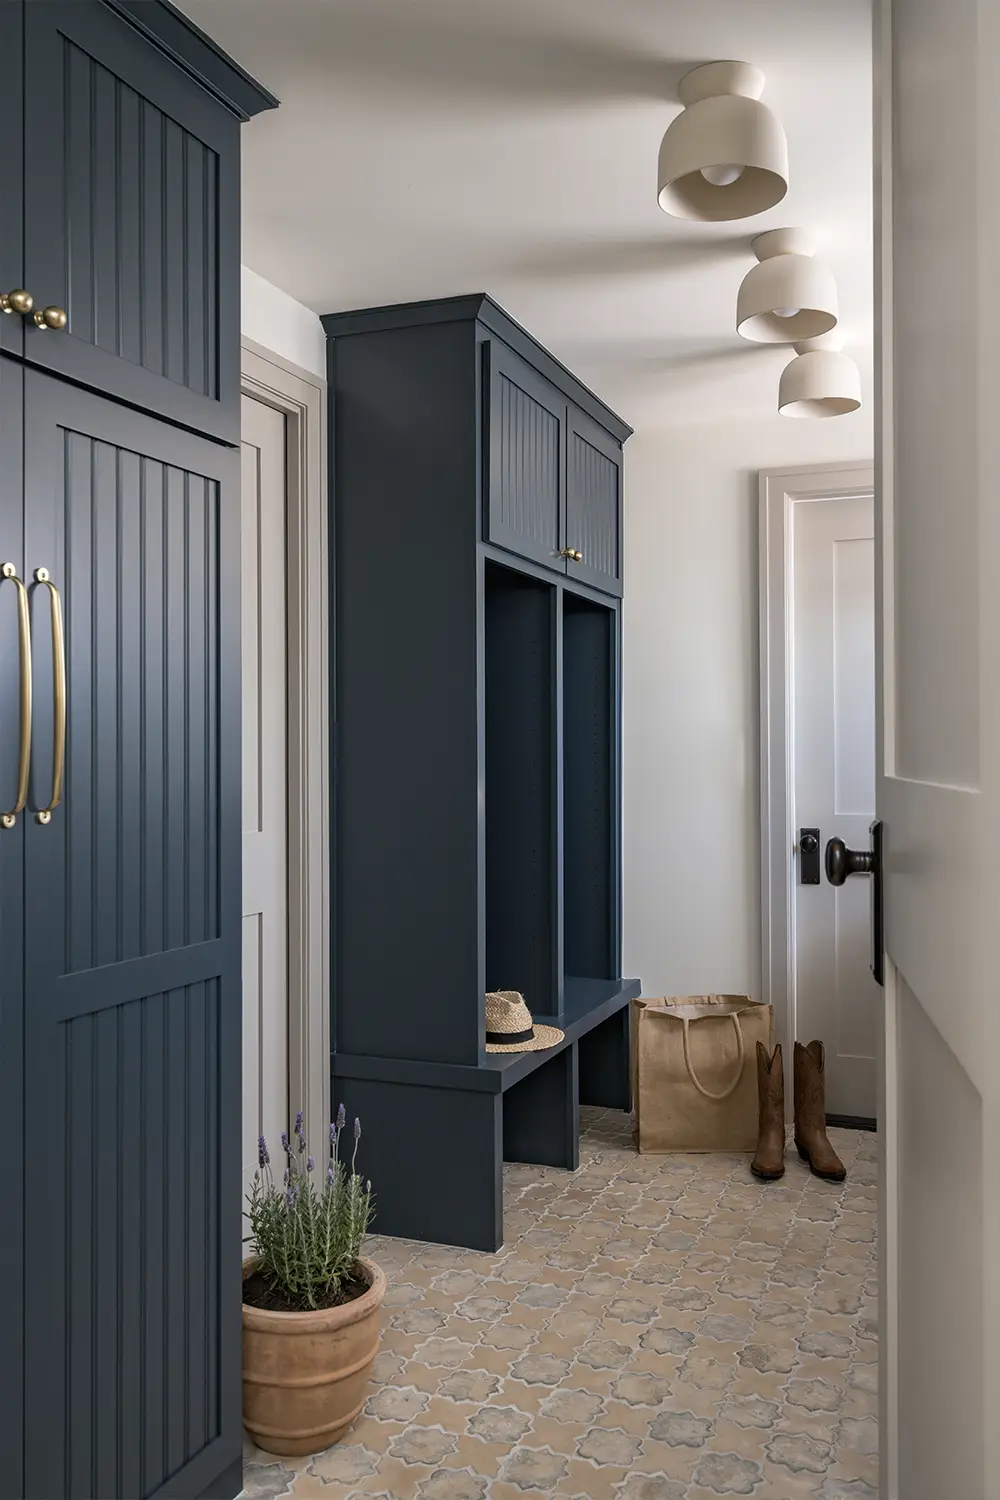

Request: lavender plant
left=247, top=1105, right=374, bottom=1310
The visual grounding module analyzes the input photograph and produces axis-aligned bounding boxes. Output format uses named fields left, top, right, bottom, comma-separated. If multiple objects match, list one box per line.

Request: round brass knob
left=33, top=305, right=68, bottom=331
left=572, top=549, right=583, bottom=562
left=0, top=289, right=34, bottom=316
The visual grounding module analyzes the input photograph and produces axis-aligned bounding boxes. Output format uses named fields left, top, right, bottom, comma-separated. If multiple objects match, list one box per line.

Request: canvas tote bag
left=633, top=995, right=773, bottom=1152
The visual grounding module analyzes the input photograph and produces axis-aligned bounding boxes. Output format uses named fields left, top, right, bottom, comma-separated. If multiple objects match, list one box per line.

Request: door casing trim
left=241, top=337, right=330, bottom=1159
left=758, top=460, right=874, bottom=1109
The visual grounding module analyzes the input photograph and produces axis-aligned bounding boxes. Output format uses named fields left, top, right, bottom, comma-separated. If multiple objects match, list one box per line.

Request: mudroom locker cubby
left=0, top=6, right=275, bottom=1499
left=323, top=294, right=640, bottom=1252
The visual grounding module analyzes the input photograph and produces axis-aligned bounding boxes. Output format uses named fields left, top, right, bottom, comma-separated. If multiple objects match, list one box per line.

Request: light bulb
left=774, top=307, right=801, bottom=318
left=699, top=163, right=744, bottom=188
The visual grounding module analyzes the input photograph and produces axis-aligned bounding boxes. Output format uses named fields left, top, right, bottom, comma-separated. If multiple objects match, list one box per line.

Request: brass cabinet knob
left=573, top=549, right=583, bottom=562
left=558, top=547, right=574, bottom=559
left=0, top=288, right=34, bottom=316
left=33, top=305, right=67, bottom=331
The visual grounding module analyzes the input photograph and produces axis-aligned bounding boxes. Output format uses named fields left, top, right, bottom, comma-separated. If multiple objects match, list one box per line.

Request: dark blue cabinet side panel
left=331, top=321, right=482, bottom=1066
left=0, top=358, right=25, bottom=1499
left=22, top=1, right=240, bottom=442
left=19, top=373, right=242, bottom=1500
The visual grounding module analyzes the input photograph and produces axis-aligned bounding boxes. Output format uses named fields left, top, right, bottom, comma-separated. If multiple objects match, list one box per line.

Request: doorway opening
left=759, top=462, right=877, bottom=1127
left=240, top=340, right=330, bottom=1202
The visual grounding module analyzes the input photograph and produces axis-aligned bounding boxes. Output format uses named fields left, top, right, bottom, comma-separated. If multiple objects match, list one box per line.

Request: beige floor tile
left=244, top=1111, right=877, bottom=1500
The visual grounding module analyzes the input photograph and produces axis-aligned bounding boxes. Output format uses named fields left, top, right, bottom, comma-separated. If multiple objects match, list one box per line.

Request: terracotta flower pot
left=242, top=1256, right=386, bottom=1457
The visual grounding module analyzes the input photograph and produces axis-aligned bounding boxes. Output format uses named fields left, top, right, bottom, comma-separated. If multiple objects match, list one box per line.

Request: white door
left=878, top=0, right=1000, bottom=1493
left=792, top=493, right=879, bottom=1120
left=241, top=394, right=289, bottom=1204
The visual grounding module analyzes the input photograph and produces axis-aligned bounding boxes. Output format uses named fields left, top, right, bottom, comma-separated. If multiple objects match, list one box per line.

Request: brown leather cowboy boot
left=794, top=1040, right=846, bottom=1181
left=750, top=1042, right=785, bottom=1180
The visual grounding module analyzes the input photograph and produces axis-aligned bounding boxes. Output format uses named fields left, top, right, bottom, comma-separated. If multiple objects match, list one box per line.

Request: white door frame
left=241, top=337, right=330, bottom=1159
left=758, top=461, right=875, bottom=1085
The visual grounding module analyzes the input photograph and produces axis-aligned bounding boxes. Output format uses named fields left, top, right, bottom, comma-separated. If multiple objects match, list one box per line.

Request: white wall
left=241, top=265, right=326, bottom=379
left=622, top=404, right=872, bottom=1001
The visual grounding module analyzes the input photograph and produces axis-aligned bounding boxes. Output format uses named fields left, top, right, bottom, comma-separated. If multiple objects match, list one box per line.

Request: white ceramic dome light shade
left=737, top=228, right=839, bottom=343
left=657, top=61, right=789, bottom=222
left=778, top=348, right=862, bottom=418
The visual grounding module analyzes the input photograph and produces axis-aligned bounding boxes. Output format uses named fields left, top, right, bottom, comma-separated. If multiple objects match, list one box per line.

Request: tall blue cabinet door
left=22, top=1, right=241, bottom=443
left=565, top=406, right=623, bottom=598
left=0, top=2, right=23, bottom=360
left=20, top=371, right=242, bottom=1500
left=0, top=359, right=25, bottom=1499
left=485, top=339, right=567, bottom=572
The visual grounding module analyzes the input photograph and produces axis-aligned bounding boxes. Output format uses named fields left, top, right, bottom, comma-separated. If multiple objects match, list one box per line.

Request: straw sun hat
left=485, top=991, right=564, bottom=1053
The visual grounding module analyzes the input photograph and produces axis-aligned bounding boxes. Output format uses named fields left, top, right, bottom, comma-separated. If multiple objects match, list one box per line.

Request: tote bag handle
left=680, top=1013, right=746, bottom=1101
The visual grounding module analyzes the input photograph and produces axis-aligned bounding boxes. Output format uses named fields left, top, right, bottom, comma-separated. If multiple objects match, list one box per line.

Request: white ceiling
left=180, top=0, right=873, bottom=428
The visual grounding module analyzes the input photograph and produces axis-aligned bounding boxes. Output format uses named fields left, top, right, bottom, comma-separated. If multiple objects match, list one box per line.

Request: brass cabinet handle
left=572, top=549, right=583, bottom=562
left=33, top=305, right=67, bottom=331
left=33, top=568, right=65, bottom=825
left=0, top=563, right=32, bottom=829
left=560, top=547, right=584, bottom=563
left=0, top=289, right=34, bottom=316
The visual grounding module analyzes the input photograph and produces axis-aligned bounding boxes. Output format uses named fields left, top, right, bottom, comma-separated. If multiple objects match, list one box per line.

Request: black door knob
left=825, top=837, right=874, bottom=886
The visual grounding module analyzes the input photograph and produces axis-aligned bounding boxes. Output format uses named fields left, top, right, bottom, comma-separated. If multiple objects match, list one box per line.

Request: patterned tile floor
left=241, top=1107, right=877, bottom=1500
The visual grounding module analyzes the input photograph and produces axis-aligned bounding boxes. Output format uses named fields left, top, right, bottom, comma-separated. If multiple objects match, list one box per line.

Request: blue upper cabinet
left=479, top=305, right=627, bottom=595
left=485, top=339, right=567, bottom=572
left=16, top=1, right=276, bottom=445
left=565, top=405, right=624, bottom=598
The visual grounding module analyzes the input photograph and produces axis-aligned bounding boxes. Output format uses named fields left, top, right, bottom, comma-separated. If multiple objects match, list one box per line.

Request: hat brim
left=485, top=1023, right=565, bottom=1053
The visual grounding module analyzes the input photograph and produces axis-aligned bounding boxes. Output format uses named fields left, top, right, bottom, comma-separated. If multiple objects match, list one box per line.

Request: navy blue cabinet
left=21, top=372, right=243, bottom=1500
left=484, top=336, right=624, bottom=595
left=567, top=404, right=623, bottom=597
left=323, top=294, right=637, bottom=1254
left=486, top=339, right=566, bottom=571
left=0, top=7, right=274, bottom=1499
left=23, top=1, right=242, bottom=443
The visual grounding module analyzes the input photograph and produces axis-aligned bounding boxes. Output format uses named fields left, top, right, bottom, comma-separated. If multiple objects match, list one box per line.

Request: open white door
left=877, top=0, right=1000, bottom=1494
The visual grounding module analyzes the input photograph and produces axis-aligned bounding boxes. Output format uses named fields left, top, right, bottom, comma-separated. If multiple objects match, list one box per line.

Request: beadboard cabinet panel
left=485, top=339, right=566, bottom=572
left=19, top=373, right=242, bottom=1500
left=23, top=1, right=240, bottom=442
left=566, top=405, right=623, bottom=597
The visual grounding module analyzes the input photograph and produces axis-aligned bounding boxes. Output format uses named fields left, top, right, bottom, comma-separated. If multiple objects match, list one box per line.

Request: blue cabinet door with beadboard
left=566, top=403, right=624, bottom=598
left=0, top=5, right=276, bottom=1498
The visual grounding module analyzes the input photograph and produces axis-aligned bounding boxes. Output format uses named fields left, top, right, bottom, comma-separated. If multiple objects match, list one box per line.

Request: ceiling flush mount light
left=737, top=228, right=838, bottom=344
left=778, top=333, right=862, bottom=418
left=657, top=60, right=789, bottom=221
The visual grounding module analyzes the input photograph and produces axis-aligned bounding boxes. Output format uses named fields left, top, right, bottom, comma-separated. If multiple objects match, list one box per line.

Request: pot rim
left=242, top=1255, right=386, bottom=1334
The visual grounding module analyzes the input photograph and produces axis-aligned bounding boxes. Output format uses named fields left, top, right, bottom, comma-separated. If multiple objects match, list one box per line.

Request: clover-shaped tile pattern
left=249, top=1111, right=877, bottom=1500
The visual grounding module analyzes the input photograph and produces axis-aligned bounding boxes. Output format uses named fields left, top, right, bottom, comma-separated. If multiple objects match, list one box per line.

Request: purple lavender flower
left=306, top=1155, right=315, bottom=1173
left=354, top=1117, right=361, bottom=1141
left=258, top=1135, right=269, bottom=1168
left=329, top=1120, right=336, bottom=1144
left=280, top=1130, right=290, bottom=1155
left=285, top=1186, right=295, bottom=1208
left=336, top=1102, right=346, bottom=1130
left=327, top=1162, right=335, bottom=1185
left=283, top=1167, right=289, bottom=1187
